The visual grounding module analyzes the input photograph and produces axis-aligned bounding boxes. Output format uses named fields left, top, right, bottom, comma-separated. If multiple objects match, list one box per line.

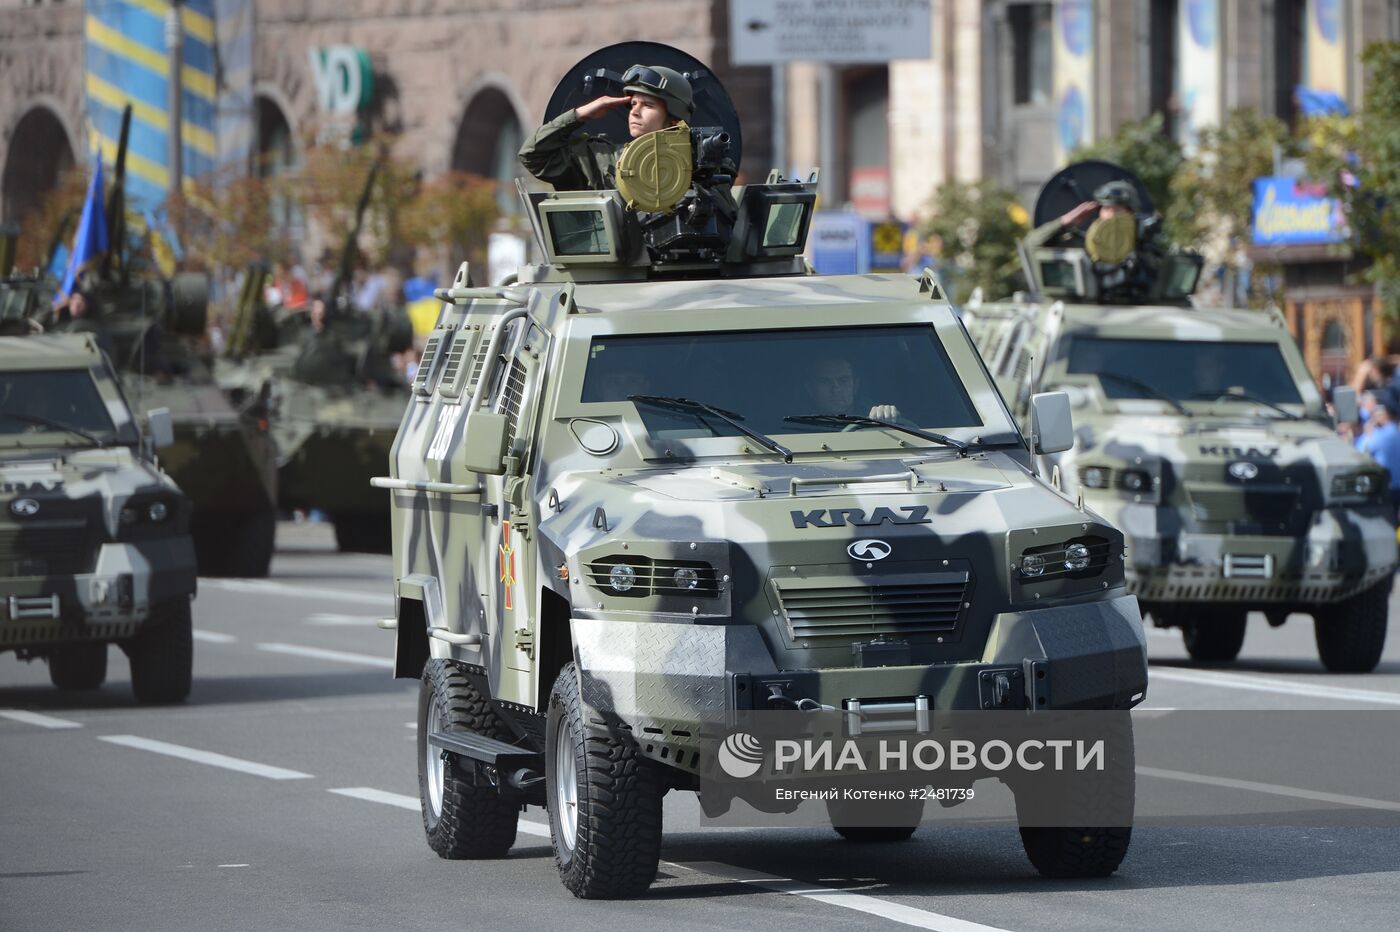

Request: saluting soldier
left=518, top=65, right=695, bottom=191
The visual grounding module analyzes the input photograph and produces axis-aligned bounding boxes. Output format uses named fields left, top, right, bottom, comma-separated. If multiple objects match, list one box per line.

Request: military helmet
left=1094, top=180, right=1140, bottom=213
left=622, top=64, right=694, bottom=120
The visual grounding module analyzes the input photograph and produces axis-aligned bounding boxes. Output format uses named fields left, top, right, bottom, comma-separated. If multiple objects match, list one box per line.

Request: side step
left=428, top=729, right=543, bottom=773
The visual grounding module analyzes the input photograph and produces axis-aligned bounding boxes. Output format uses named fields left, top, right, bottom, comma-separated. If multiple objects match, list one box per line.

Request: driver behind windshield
left=802, top=356, right=906, bottom=423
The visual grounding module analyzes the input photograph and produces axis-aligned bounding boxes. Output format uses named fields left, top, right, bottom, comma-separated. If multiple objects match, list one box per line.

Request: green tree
left=919, top=180, right=1028, bottom=303
left=1308, top=41, right=1400, bottom=318
left=1073, top=113, right=1184, bottom=224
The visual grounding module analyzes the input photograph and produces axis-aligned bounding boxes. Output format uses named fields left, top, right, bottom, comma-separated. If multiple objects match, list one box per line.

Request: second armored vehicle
left=1, top=333, right=196, bottom=702
left=964, top=162, right=1396, bottom=672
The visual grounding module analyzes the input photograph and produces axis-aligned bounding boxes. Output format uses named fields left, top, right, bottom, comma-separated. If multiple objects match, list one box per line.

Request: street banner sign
left=729, top=0, right=932, bottom=65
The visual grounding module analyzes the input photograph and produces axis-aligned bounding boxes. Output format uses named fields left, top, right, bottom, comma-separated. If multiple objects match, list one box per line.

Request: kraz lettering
left=1198, top=445, right=1279, bottom=459
left=1, top=480, right=62, bottom=494
left=790, top=505, right=932, bottom=529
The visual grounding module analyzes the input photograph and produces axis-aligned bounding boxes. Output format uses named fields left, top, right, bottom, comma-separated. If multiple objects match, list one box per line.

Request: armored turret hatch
left=1022, top=160, right=1203, bottom=306
left=520, top=42, right=817, bottom=281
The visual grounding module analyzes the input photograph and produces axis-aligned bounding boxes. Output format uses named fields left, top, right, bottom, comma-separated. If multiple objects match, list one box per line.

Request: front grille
left=1184, top=485, right=1301, bottom=534
left=0, top=520, right=95, bottom=576
left=773, top=571, right=969, bottom=643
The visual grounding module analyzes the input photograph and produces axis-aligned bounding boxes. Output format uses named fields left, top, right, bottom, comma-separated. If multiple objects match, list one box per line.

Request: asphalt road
left=4, top=522, right=1400, bottom=931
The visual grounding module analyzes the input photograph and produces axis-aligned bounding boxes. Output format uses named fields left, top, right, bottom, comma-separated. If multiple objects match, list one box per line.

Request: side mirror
left=1031, top=391, right=1074, bottom=455
left=145, top=407, right=175, bottom=449
left=461, top=412, right=510, bottom=475
left=1332, top=386, right=1359, bottom=426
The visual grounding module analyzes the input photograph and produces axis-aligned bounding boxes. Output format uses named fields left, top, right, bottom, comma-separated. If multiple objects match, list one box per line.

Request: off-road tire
left=827, top=797, right=923, bottom=843
left=1181, top=608, right=1247, bottom=663
left=123, top=598, right=193, bottom=704
left=545, top=662, right=662, bottom=899
left=1016, top=713, right=1134, bottom=879
left=48, top=642, right=107, bottom=691
left=1019, top=825, right=1133, bottom=879
left=417, top=659, right=519, bottom=859
left=1315, top=581, right=1390, bottom=673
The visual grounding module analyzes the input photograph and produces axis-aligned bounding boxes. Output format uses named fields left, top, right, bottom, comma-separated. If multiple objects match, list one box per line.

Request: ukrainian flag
left=84, top=0, right=220, bottom=209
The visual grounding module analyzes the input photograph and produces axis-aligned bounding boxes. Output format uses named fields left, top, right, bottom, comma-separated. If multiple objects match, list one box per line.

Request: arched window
left=2, top=107, right=75, bottom=226
left=452, top=88, right=525, bottom=214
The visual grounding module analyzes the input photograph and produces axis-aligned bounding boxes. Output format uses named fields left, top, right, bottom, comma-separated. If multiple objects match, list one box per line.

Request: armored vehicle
left=217, top=160, right=413, bottom=554
left=963, top=162, right=1396, bottom=672
left=1, top=333, right=196, bottom=702
left=45, top=108, right=278, bottom=577
left=378, top=46, right=1147, bottom=898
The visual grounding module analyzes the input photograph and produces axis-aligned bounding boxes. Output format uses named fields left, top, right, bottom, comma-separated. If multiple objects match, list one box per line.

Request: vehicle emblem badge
left=847, top=539, right=892, bottom=561
left=9, top=498, right=40, bottom=517
left=1228, top=461, right=1259, bottom=481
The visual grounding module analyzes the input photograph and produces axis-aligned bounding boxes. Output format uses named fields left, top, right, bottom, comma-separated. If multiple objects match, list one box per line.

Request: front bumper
left=572, top=594, right=1147, bottom=763
left=0, top=537, right=197, bottom=648
left=1116, top=503, right=1398, bottom=605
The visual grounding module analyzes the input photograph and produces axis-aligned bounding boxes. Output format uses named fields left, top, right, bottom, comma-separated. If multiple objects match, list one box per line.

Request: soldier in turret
left=1023, top=180, right=1140, bottom=263
left=518, top=65, right=695, bottom=191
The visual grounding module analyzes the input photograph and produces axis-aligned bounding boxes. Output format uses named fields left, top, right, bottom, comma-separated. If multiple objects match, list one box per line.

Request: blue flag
left=55, top=158, right=109, bottom=305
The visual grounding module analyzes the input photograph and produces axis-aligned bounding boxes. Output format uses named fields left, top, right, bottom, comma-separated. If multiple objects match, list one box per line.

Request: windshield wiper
left=629, top=395, right=795, bottom=463
left=1096, top=372, right=1192, bottom=416
left=0, top=412, right=103, bottom=446
left=784, top=414, right=971, bottom=455
left=1194, top=388, right=1304, bottom=421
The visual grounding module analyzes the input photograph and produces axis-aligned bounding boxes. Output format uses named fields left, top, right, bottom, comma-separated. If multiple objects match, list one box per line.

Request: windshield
left=1061, top=337, right=1304, bottom=407
left=582, top=325, right=984, bottom=440
left=0, top=369, right=119, bottom=441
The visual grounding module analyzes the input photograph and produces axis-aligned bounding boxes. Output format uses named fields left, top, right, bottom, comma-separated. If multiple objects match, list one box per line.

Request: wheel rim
left=554, top=719, right=579, bottom=851
left=425, top=692, right=446, bottom=818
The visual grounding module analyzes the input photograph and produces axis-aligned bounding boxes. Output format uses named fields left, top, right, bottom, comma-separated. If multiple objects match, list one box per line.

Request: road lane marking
left=1149, top=667, right=1400, bottom=706
left=256, top=643, right=393, bottom=669
left=679, top=861, right=1013, bottom=931
left=327, top=786, right=553, bottom=839
left=0, top=709, right=83, bottom=729
left=193, top=630, right=237, bottom=644
left=304, top=613, right=381, bottom=626
left=99, top=735, right=313, bottom=780
left=202, top=579, right=390, bottom=607
left=1138, top=766, right=1400, bottom=813
left=328, top=787, right=418, bottom=810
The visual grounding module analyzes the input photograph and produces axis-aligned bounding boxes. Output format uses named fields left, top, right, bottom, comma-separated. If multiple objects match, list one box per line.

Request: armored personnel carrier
left=1, top=333, right=196, bottom=702
left=44, top=108, right=278, bottom=577
left=963, top=162, right=1396, bottom=672
left=377, top=45, right=1147, bottom=898
left=217, top=161, right=413, bottom=554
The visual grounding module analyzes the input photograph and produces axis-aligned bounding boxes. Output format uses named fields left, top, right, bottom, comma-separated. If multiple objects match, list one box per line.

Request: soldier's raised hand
left=1060, top=201, right=1099, bottom=228
left=575, top=96, right=632, bottom=121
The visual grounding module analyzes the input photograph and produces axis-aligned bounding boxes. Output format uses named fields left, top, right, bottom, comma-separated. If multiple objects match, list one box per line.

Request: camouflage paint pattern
left=963, top=298, right=1399, bottom=618
left=382, top=263, right=1148, bottom=775
left=0, top=334, right=196, bottom=652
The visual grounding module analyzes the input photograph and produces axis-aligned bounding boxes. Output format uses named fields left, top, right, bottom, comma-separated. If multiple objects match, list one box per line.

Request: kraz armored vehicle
left=218, top=159, right=413, bottom=554
left=1, top=333, right=196, bottom=702
left=377, top=45, right=1147, bottom=899
left=44, top=107, right=278, bottom=577
left=963, top=162, right=1396, bottom=672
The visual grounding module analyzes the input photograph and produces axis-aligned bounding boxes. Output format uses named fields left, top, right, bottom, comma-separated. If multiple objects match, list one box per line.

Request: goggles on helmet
left=622, top=65, right=670, bottom=93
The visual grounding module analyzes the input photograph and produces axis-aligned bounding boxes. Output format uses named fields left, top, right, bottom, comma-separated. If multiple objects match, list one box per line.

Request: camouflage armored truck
left=1, top=333, right=196, bottom=702
left=376, top=45, right=1148, bottom=899
left=963, top=162, right=1396, bottom=672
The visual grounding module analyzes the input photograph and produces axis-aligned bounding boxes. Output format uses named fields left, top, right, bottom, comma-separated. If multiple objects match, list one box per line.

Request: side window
left=436, top=327, right=488, bottom=400
left=485, top=319, right=547, bottom=461
left=411, top=330, right=448, bottom=397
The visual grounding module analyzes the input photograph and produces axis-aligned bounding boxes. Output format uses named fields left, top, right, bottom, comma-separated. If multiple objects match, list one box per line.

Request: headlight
left=1081, top=467, right=1108, bottom=489
left=608, top=564, right=637, bottom=593
left=672, top=567, right=699, bottom=590
left=148, top=501, right=169, bottom=523
left=1064, top=542, right=1091, bottom=571
left=1331, top=472, right=1383, bottom=500
left=119, top=506, right=139, bottom=526
left=1119, top=470, right=1151, bottom=493
left=1020, top=553, right=1046, bottom=577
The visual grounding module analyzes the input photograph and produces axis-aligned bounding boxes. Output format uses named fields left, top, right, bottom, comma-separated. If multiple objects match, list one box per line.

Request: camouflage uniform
left=518, top=109, right=624, bottom=192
